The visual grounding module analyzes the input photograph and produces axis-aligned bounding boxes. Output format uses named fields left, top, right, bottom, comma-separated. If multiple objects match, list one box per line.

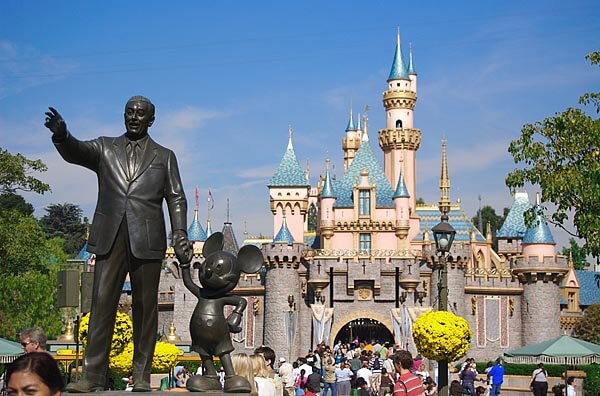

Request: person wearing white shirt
left=356, top=362, right=372, bottom=389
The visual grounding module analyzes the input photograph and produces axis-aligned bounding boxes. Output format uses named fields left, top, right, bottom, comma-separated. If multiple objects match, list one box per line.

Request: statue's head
left=199, top=232, right=263, bottom=294
left=124, top=96, right=155, bottom=140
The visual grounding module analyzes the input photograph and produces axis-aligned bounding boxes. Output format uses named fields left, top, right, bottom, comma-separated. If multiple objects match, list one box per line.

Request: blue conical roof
left=321, top=167, right=336, bottom=198
left=523, top=206, right=555, bottom=245
left=205, top=219, right=213, bottom=238
left=408, top=44, right=416, bottom=75
left=497, top=192, right=533, bottom=238
left=388, top=31, right=409, bottom=81
left=273, top=217, right=295, bottom=245
left=333, top=137, right=395, bottom=208
left=188, top=209, right=207, bottom=241
left=393, top=170, right=410, bottom=198
left=269, top=133, right=310, bottom=187
left=345, top=109, right=355, bottom=131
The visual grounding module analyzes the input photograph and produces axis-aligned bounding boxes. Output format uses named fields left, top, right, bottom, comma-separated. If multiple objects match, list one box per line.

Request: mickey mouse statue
left=179, top=232, right=263, bottom=393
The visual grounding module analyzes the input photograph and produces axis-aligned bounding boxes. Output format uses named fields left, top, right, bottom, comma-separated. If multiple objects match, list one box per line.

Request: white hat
left=279, top=357, right=286, bottom=362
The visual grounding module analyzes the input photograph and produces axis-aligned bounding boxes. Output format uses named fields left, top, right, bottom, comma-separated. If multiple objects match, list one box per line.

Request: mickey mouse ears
left=203, top=232, right=224, bottom=257
left=237, top=245, right=264, bottom=274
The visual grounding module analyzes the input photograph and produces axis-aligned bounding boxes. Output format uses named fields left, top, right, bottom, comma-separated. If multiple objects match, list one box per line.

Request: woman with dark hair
left=530, top=363, right=548, bottom=396
left=6, top=352, right=63, bottom=396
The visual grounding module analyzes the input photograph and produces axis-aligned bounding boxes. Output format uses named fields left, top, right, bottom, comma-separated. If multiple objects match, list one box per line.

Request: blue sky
left=1, top=1, right=598, bottom=250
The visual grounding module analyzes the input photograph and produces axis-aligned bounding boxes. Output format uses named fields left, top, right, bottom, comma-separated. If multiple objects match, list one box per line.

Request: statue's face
left=124, top=100, right=154, bottom=138
left=199, top=251, right=240, bottom=292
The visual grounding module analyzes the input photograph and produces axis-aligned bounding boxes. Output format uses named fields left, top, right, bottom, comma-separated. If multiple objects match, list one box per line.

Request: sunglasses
left=21, top=341, right=36, bottom=347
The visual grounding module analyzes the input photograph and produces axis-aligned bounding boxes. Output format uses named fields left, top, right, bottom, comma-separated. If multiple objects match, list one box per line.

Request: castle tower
left=378, top=29, right=421, bottom=210
left=319, top=159, right=336, bottom=249
left=393, top=170, right=410, bottom=251
left=262, top=218, right=305, bottom=360
left=188, top=187, right=207, bottom=250
left=268, top=127, right=310, bottom=242
left=342, top=108, right=361, bottom=171
left=513, top=195, right=568, bottom=345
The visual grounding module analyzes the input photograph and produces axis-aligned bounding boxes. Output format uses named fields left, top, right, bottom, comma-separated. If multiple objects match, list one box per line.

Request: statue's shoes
left=187, top=375, right=222, bottom=392
left=223, top=375, right=251, bottom=393
left=132, top=381, right=152, bottom=392
left=65, top=379, right=104, bottom=393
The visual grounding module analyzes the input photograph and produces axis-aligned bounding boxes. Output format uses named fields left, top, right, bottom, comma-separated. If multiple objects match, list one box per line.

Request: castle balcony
left=378, top=128, right=421, bottom=151
left=382, top=89, right=416, bottom=110
left=463, top=267, right=522, bottom=295
left=262, top=242, right=305, bottom=268
left=511, top=255, right=568, bottom=284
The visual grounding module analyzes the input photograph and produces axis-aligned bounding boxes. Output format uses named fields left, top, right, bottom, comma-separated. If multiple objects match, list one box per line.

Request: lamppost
left=431, top=213, right=456, bottom=396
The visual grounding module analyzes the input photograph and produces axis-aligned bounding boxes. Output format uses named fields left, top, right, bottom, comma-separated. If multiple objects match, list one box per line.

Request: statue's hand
left=173, top=230, right=193, bottom=265
left=227, top=312, right=243, bottom=333
left=44, top=107, right=68, bottom=138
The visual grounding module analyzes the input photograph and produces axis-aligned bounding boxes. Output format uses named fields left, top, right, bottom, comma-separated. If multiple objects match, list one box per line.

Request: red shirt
left=393, top=372, right=425, bottom=396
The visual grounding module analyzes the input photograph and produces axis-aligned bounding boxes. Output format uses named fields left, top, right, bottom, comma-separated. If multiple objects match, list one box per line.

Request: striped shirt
left=393, top=373, right=425, bottom=396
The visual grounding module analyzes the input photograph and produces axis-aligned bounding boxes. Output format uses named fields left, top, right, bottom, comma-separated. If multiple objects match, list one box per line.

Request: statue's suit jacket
left=54, top=133, right=187, bottom=259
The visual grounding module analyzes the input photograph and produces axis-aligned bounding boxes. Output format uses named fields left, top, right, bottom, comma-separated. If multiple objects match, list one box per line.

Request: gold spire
left=438, top=139, right=451, bottom=217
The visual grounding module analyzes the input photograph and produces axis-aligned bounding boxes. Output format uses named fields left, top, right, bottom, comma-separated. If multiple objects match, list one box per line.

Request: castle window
left=359, top=190, right=371, bottom=216
left=359, top=233, right=371, bottom=253
left=396, top=119, right=403, bottom=128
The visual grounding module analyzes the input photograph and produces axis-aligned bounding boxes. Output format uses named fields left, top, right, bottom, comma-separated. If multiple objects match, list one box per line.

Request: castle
left=118, top=31, right=598, bottom=363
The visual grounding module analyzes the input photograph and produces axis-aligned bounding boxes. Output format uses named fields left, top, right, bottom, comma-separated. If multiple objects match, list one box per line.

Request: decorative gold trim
left=465, top=286, right=523, bottom=295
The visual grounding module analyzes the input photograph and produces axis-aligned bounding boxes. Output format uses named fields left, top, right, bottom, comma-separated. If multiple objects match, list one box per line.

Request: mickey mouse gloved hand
left=227, top=311, right=243, bottom=333
left=173, top=229, right=193, bottom=268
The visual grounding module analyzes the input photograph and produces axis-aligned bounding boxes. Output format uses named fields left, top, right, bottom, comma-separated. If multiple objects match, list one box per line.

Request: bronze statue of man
left=45, top=96, right=192, bottom=392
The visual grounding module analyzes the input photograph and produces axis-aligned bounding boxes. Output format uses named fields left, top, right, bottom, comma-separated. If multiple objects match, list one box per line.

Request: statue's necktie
left=127, top=141, right=139, bottom=179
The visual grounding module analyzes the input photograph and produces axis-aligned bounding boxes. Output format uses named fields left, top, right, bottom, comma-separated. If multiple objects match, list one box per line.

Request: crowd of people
left=1, top=328, right=582, bottom=396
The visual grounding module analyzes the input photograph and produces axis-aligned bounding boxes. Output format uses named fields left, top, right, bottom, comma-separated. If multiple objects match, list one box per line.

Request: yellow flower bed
left=412, top=311, right=472, bottom=362
left=109, top=341, right=183, bottom=376
left=78, top=312, right=182, bottom=376
left=78, top=311, right=133, bottom=357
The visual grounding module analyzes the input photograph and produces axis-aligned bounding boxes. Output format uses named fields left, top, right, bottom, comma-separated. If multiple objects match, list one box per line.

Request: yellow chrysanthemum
left=412, top=311, right=472, bottom=362
left=78, top=311, right=133, bottom=355
left=152, top=342, right=184, bottom=373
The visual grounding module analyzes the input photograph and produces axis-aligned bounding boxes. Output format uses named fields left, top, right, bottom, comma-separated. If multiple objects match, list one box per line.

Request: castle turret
left=268, top=127, right=310, bottom=243
left=513, top=195, right=568, bottom=345
left=378, top=29, right=421, bottom=210
left=262, top=218, right=305, bottom=360
left=319, top=159, right=336, bottom=248
left=393, top=170, right=410, bottom=249
left=408, top=43, right=417, bottom=92
left=342, top=108, right=361, bottom=171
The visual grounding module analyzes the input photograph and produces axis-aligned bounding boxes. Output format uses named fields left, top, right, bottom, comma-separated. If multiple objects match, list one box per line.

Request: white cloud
left=0, top=40, right=79, bottom=99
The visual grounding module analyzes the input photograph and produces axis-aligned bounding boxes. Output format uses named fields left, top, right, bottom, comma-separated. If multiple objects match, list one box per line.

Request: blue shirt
left=488, top=364, right=505, bottom=385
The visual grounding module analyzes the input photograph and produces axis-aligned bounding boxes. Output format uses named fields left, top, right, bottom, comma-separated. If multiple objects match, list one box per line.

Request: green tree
left=0, top=192, right=34, bottom=215
left=506, top=52, right=600, bottom=258
left=573, top=303, right=600, bottom=345
left=0, top=209, right=56, bottom=276
left=0, top=212, right=67, bottom=339
left=40, top=203, right=88, bottom=257
left=561, top=238, right=590, bottom=270
left=0, top=148, right=50, bottom=194
left=471, top=205, right=507, bottom=251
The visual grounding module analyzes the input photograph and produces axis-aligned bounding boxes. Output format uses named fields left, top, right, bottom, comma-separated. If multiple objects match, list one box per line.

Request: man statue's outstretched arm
left=45, top=107, right=100, bottom=171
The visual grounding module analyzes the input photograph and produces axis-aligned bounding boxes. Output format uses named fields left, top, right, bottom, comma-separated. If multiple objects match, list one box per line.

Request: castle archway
left=330, top=310, right=394, bottom=345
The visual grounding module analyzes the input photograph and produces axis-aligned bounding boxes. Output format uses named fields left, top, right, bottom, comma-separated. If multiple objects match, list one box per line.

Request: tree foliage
left=560, top=238, right=590, bottom=270
left=0, top=148, right=50, bottom=194
left=0, top=192, right=34, bottom=215
left=506, top=52, right=600, bottom=258
left=0, top=223, right=67, bottom=340
left=573, top=303, right=600, bottom=345
left=471, top=205, right=507, bottom=251
left=40, top=203, right=88, bottom=257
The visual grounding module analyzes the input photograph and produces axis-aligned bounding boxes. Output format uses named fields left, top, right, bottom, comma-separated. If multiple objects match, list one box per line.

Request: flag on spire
left=208, top=190, right=215, bottom=210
